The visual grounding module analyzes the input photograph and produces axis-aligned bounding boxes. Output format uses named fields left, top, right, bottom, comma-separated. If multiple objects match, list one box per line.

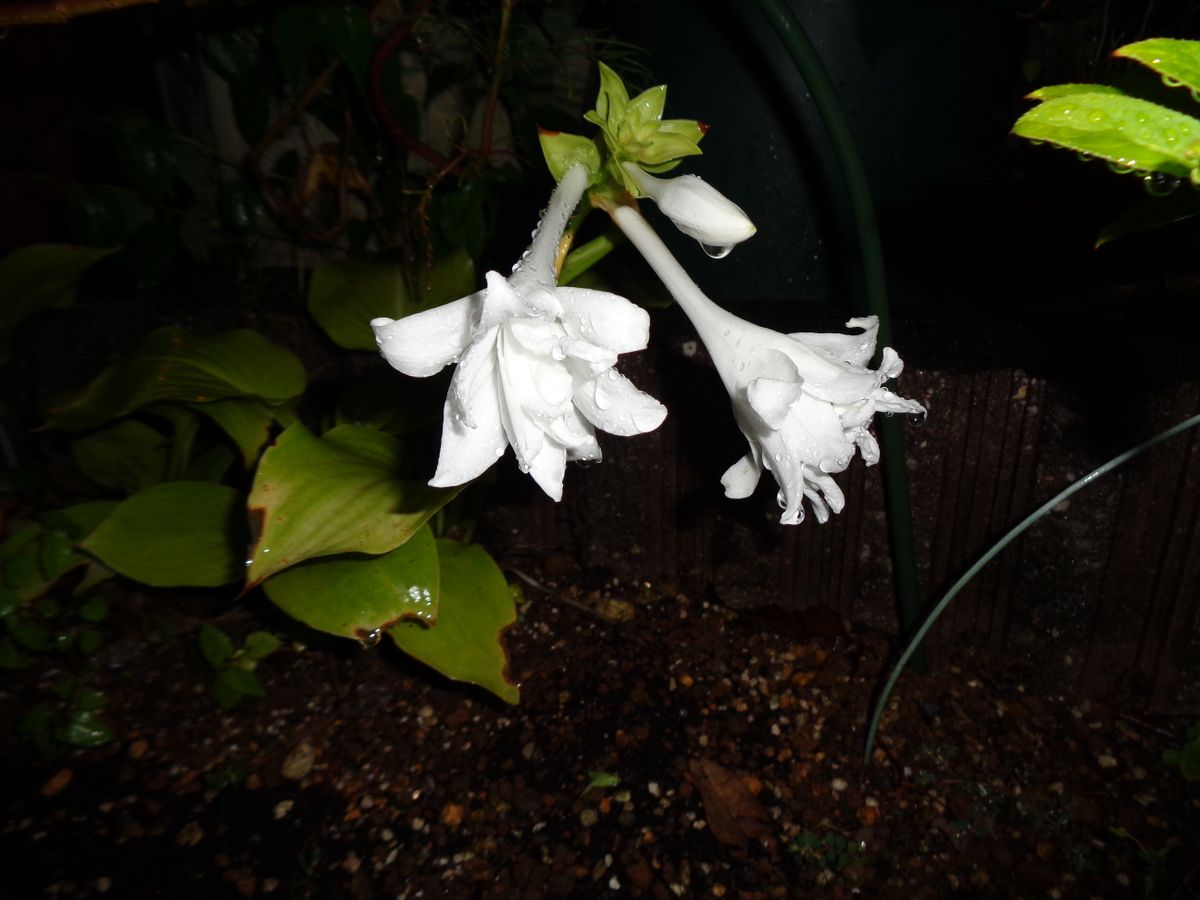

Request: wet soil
left=2, top=567, right=1198, bottom=900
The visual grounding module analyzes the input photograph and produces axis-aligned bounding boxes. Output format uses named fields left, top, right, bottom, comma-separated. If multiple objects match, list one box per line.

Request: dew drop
left=494, top=446, right=505, bottom=457
left=701, top=243, right=733, bottom=259
left=1192, top=88, right=1200, bottom=104
left=361, top=628, right=382, bottom=647
left=1075, top=151, right=1093, bottom=163
left=1164, top=75, right=1184, bottom=88
left=1087, top=110, right=1106, bottom=124
left=1143, top=171, right=1181, bottom=197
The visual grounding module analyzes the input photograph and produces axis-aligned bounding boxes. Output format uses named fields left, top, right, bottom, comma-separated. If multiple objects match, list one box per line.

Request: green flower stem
left=559, top=229, right=624, bottom=286
left=864, top=411, right=1200, bottom=765
left=751, top=0, right=923, bottom=653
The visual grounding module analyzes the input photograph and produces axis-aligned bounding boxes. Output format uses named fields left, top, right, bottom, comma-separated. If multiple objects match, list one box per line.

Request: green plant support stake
left=751, top=0, right=924, bottom=655
left=864, top=411, right=1200, bottom=765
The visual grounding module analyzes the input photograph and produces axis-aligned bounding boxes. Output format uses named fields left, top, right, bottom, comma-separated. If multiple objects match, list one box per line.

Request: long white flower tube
left=372, top=165, right=666, bottom=501
left=610, top=203, right=925, bottom=525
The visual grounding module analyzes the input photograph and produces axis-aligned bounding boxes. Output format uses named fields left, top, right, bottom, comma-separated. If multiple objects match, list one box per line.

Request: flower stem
left=512, top=165, right=590, bottom=289
left=752, top=0, right=924, bottom=656
left=607, top=204, right=742, bottom=373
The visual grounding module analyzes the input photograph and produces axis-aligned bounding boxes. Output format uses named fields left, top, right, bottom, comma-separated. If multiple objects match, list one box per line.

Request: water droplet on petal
left=701, top=243, right=733, bottom=259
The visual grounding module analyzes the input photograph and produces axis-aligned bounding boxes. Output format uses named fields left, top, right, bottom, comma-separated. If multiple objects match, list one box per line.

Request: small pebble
left=273, top=800, right=294, bottom=820
left=831, top=778, right=849, bottom=792
left=281, top=742, right=315, bottom=781
left=1097, top=754, right=1117, bottom=769
left=580, top=808, right=599, bottom=827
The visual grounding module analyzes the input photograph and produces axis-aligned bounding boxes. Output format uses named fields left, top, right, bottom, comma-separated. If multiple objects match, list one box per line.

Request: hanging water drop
left=1143, top=171, right=1181, bottom=197
left=361, top=628, right=382, bottom=647
left=701, top=243, right=733, bottom=259
left=1163, top=75, right=1183, bottom=88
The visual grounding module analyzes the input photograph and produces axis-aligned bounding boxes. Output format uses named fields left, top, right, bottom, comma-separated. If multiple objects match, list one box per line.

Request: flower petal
left=557, top=286, right=651, bottom=354
left=789, top=316, right=879, bottom=367
left=573, top=368, right=667, bottom=436
left=721, top=451, right=761, bottom=499
left=524, top=440, right=568, bottom=501
left=450, top=327, right=499, bottom=429
left=747, top=376, right=802, bottom=430
left=371, top=294, right=479, bottom=377
left=428, top=392, right=506, bottom=489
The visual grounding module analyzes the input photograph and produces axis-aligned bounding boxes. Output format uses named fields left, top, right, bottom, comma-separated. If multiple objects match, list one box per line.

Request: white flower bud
left=624, top=163, right=756, bottom=251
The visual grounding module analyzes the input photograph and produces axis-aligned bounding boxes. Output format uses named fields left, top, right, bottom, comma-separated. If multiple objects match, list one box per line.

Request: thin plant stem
left=751, top=0, right=924, bottom=652
left=863, top=411, right=1200, bottom=766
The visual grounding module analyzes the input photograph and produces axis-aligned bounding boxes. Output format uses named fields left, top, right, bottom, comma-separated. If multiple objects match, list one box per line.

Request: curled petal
left=557, top=286, right=651, bottom=353
left=573, top=368, right=667, bottom=436
left=721, top=451, right=761, bottom=499
left=789, top=316, right=879, bottom=367
left=371, top=294, right=478, bottom=377
left=524, top=440, right=568, bottom=502
left=747, top=376, right=802, bottom=430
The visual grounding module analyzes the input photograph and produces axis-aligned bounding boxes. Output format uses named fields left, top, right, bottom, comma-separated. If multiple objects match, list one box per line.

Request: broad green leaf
left=198, top=623, right=235, bottom=667
left=185, top=445, right=239, bottom=484
left=70, top=419, right=169, bottom=492
left=81, top=482, right=246, bottom=587
left=261, top=524, right=438, bottom=639
left=44, top=328, right=306, bottom=432
left=388, top=539, right=518, bottom=704
left=1115, top=38, right=1200, bottom=95
left=308, top=261, right=407, bottom=350
left=189, top=397, right=274, bottom=467
left=44, top=500, right=119, bottom=538
left=0, top=245, right=116, bottom=365
left=1025, top=83, right=1125, bottom=101
left=308, top=251, right=475, bottom=350
left=334, top=370, right=446, bottom=434
left=245, top=424, right=457, bottom=586
left=38, top=530, right=75, bottom=581
left=1013, top=92, right=1200, bottom=177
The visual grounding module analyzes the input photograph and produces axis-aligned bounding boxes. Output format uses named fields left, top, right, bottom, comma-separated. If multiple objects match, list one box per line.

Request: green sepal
left=538, top=130, right=602, bottom=182
left=593, top=61, right=630, bottom=130
left=627, top=84, right=667, bottom=126
left=638, top=132, right=703, bottom=166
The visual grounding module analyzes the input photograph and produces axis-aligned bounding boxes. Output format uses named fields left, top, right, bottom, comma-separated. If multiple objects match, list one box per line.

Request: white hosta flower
left=609, top=203, right=924, bottom=525
left=716, top=315, right=925, bottom=524
left=623, top=163, right=756, bottom=250
left=371, top=168, right=665, bottom=502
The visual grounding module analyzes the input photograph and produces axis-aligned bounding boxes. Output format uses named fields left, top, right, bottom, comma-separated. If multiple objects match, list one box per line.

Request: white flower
left=623, top=163, right=756, bottom=250
left=371, top=166, right=665, bottom=501
left=715, top=315, right=925, bottom=525
left=610, top=203, right=924, bottom=525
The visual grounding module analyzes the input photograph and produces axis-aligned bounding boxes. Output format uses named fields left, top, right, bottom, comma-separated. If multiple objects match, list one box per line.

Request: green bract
left=581, top=62, right=706, bottom=194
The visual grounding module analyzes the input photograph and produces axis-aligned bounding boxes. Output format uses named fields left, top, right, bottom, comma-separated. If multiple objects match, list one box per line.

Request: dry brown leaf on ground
left=687, top=758, right=776, bottom=852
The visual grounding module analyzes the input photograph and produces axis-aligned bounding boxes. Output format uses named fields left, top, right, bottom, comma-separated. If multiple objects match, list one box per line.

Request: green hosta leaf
left=81, top=482, right=246, bottom=587
left=44, top=328, right=306, bottom=432
left=38, top=530, right=75, bottom=582
left=334, top=370, right=446, bottom=434
left=388, top=539, right=518, bottom=704
left=262, top=525, right=438, bottom=639
left=1115, top=38, right=1200, bottom=95
left=45, top=500, right=119, bottom=538
left=70, top=419, right=169, bottom=492
left=198, top=623, right=235, bottom=667
left=1026, top=83, right=1126, bottom=101
left=308, top=261, right=407, bottom=350
left=185, top=445, right=239, bottom=484
left=308, top=251, right=475, bottom=350
left=539, top=130, right=602, bottom=182
left=0, top=245, right=116, bottom=365
left=189, top=397, right=275, bottom=467
left=1013, top=92, right=1200, bottom=177
left=245, top=424, right=457, bottom=587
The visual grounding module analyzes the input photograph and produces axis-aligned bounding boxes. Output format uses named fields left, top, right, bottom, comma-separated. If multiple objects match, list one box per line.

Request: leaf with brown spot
left=687, top=758, right=775, bottom=851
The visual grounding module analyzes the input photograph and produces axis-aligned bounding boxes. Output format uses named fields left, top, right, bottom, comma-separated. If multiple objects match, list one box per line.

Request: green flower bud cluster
left=539, top=62, right=708, bottom=195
